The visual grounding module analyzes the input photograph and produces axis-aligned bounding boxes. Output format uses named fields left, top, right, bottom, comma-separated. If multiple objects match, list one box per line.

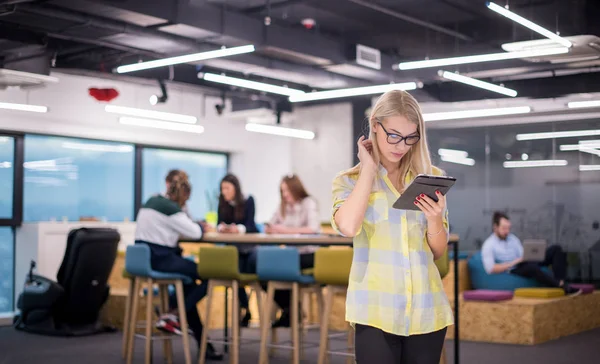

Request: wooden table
left=199, top=232, right=353, bottom=246
left=186, top=232, right=460, bottom=363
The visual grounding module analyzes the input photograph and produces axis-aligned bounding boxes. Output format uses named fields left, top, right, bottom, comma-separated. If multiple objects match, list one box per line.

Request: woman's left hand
left=414, top=190, right=446, bottom=223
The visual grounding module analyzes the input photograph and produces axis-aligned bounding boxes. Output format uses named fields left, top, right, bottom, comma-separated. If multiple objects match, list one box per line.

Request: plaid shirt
left=331, top=165, right=453, bottom=336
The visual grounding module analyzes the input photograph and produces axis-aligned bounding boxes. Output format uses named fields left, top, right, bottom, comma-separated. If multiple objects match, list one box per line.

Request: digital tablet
left=392, top=174, right=456, bottom=211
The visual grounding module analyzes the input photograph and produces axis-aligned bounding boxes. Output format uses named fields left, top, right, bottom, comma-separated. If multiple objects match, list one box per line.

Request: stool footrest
left=133, top=333, right=179, bottom=341
left=327, top=350, right=355, bottom=357
left=207, top=337, right=261, bottom=346
left=267, top=342, right=321, bottom=350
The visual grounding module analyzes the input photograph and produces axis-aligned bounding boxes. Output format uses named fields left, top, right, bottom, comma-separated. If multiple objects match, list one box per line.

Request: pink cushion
left=463, top=289, right=514, bottom=302
left=569, top=284, right=595, bottom=294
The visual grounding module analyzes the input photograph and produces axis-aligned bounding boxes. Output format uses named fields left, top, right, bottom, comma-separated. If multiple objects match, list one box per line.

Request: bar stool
left=434, top=249, right=450, bottom=364
left=257, top=246, right=323, bottom=364
left=197, top=245, right=264, bottom=364
left=314, top=247, right=354, bottom=364
left=121, top=267, right=134, bottom=359
left=124, top=244, right=193, bottom=364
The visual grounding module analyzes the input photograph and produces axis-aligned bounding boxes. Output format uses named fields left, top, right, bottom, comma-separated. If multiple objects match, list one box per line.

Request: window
left=141, top=148, right=228, bottom=220
left=23, top=135, right=135, bottom=222
left=0, top=227, right=13, bottom=314
left=0, top=136, right=14, bottom=218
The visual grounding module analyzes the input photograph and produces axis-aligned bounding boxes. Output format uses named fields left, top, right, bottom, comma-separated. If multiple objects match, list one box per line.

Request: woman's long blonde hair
left=345, top=90, right=433, bottom=192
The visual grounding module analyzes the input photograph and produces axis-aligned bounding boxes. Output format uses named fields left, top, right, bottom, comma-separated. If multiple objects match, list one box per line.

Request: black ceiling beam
left=244, top=0, right=307, bottom=14
left=90, top=0, right=399, bottom=77
left=0, top=22, right=47, bottom=46
left=17, top=2, right=371, bottom=88
left=347, top=0, right=474, bottom=42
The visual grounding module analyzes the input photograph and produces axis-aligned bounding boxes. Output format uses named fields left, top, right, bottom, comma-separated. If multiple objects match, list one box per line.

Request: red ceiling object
left=88, top=87, right=119, bottom=102
left=301, top=18, right=316, bottom=30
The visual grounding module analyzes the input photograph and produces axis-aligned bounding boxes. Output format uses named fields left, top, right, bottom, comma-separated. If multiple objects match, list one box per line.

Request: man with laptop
left=481, top=211, right=581, bottom=296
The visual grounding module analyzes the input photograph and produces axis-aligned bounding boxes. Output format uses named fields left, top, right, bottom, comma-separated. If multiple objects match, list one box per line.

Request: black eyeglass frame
left=376, top=121, right=421, bottom=146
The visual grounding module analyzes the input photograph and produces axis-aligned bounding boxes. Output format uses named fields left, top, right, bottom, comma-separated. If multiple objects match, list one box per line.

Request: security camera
left=215, top=103, right=224, bottom=115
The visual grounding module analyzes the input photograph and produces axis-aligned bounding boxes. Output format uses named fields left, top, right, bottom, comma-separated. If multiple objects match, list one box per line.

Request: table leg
left=453, top=241, right=459, bottom=364
left=224, top=287, right=229, bottom=353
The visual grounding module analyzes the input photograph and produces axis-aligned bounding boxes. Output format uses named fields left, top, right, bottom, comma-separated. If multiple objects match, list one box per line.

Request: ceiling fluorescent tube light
left=61, top=142, right=133, bottom=153
left=516, top=129, right=600, bottom=141
left=245, top=123, right=315, bottom=140
left=559, top=145, right=600, bottom=156
left=580, top=165, right=600, bottom=171
left=0, top=102, right=47, bottom=113
left=441, top=155, right=475, bottom=166
left=438, top=70, right=517, bottom=97
left=105, top=105, right=197, bottom=124
left=579, top=140, right=600, bottom=148
left=289, top=82, right=418, bottom=103
left=487, top=2, right=572, bottom=48
left=119, top=117, right=204, bottom=134
left=397, top=47, right=568, bottom=70
left=116, top=45, right=255, bottom=73
left=503, top=160, right=568, bottom=168
left=423, top=106, right=531, bottom=122
left=438, top=148, right=469, bottom=158
left=201, top=73, right=304, bottom=97
left=567, top=100, right=600, bottom=109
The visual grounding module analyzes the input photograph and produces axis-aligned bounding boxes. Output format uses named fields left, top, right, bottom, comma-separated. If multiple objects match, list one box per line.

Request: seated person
left=264, top=174, right=321, bottom=327
left=134, top=172, right=223, bottom=361
left=481, top=211, right=581, bottom=295
left=163, top=169, right=191, bottom=217
left=216, top=173, right=259, bottom=326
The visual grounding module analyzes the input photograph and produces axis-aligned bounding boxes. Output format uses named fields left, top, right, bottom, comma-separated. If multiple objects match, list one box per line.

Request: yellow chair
left=197, top=245, right=264, bottom=364
left=314, top=247, right=354, bottom=364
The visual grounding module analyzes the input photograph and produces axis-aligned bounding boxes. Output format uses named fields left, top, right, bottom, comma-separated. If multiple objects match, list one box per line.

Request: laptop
left=522, top=239, right=547, bottom=262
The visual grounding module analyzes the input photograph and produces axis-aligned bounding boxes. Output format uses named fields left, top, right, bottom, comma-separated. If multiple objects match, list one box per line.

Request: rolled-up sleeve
left=330, top=173, right=358, bottom=236
left=481, top=239, right=495, bottom=274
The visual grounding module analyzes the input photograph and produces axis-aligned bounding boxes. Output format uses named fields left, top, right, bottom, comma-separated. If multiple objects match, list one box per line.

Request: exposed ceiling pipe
left=16, top=2, right=366, bottom=88
left=347, top=0, right=474, bottom=42
left=492, top=66, right=600, bottom=82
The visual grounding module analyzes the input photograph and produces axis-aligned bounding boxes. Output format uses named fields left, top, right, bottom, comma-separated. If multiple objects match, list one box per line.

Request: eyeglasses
left=377, top=122, right=420, bottom=145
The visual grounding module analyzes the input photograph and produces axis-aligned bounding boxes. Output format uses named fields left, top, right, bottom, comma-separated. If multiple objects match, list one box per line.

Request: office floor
left=0, top=326, right=598, bottom=364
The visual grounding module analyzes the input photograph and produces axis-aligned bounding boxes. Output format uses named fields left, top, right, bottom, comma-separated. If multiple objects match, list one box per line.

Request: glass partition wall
left=428, top=118, right=600, bottom=283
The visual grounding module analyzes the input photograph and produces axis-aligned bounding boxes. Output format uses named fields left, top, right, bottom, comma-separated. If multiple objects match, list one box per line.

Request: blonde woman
left=331, top=90, right=452, bottom=364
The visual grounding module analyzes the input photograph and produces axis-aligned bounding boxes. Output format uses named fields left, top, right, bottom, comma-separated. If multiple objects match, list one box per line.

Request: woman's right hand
left=357, top=136, right=377, bottom=173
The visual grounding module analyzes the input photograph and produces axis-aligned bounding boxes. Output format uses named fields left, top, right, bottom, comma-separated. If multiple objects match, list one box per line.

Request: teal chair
left=256, top=246, right=322, bottom=364
left=468, top=251, right=546, bottom=290
left=124, top=244, right=193, bottom=364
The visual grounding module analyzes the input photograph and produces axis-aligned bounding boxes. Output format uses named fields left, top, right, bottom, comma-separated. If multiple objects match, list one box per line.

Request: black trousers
left=238, top=251, right=253, bottom=309
left=355, top=324, right=447, bottom=364
left=136, top=241, right=207, bottom=344
left=511, top=245, right=567, bottom=287
left=273, top=253, right=315, bottom=311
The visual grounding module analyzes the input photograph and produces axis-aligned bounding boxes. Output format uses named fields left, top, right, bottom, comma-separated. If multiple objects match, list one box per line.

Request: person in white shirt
left=135, top=172, right=223, bottom=361
left=264, top=174, right=321, bottom=327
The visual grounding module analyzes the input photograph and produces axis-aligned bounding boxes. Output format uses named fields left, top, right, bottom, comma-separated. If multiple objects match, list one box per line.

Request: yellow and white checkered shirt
left=331, top=165, right=453, bottom=336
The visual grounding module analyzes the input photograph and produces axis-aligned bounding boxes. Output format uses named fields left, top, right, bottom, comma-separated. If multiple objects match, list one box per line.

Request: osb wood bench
left=445, top=291, right=600, bottom=345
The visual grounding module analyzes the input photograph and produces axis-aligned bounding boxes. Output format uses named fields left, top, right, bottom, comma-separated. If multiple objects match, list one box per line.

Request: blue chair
left=256, top=246, right=322, bottom=364
left=124, top=244, right=193, bottom=364
left=468, top=251, right=546, bottom=290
